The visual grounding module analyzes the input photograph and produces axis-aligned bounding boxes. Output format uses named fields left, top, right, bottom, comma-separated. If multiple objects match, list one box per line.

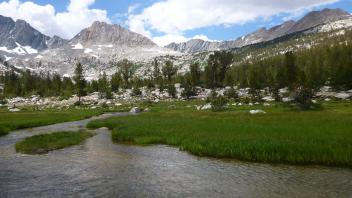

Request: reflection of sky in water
left=0, top=114, right=351, bottom=197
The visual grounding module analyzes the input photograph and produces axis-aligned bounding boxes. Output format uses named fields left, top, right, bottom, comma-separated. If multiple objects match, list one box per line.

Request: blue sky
left=0, top=0, right=351, bottom=46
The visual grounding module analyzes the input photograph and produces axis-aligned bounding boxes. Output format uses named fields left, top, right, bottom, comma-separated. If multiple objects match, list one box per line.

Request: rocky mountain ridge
left=166, top=8, right=352, bottom=53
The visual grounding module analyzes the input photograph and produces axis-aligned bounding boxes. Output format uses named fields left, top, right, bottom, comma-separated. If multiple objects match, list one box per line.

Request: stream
left=0, top=113, right=351, bottom=198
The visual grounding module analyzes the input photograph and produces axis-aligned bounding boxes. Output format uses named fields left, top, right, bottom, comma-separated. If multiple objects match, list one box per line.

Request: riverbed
left=0, top=113, right=351, bottom=198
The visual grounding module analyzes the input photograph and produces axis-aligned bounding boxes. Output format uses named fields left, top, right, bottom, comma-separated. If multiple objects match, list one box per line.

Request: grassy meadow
left=15, top=131, right=93, bottom=154
left=0, top=108, right=103, bottom=136
left=87, top=101, right=352, bottom=167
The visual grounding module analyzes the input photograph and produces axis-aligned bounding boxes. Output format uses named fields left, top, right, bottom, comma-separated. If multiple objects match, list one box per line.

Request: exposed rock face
left=70, top=21, right=157, bottom=48
left=287, top=8, right=351, bottom=34
left=0, top=15, right=69, bottom=59
left=47, top=36, right=68, bottom=49
left=0, top=15, right=50, bottom=51
left=166, top=39, right=220, bottom=53
left=166, top=8, right=352, bottom=53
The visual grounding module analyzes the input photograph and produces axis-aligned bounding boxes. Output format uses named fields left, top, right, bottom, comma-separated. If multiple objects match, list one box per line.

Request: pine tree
left=117, top=59, right=133, bottom=89
left=284, top=51, right=297, bottom=90
left=162, top=60, right=177, bottom=83
left=73, top=63, right=86, bottom=103
left=190, top=62, right=201, bottom=87
left=98, top=72, right=112, bottom=99
left=152, top=58, right=161, bottom=85
left=110, top=72, right=121, bottom=92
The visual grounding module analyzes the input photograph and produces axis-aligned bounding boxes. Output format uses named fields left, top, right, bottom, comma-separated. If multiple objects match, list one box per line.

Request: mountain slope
left=166, top=8, right=352, bottom=53
left=70, top=21, right=157, bottom=47
left=0, top=15, right=49, bottom=53
left=287, top=8, right=351, bottom=34
left=0, top=15, right=68, bottom=59
left=6, top=21, right=179, bottom=79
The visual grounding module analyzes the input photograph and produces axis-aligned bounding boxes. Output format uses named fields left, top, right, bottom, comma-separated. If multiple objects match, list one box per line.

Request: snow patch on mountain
left=84, top=48, right=94, bottom=54
left=0, top=43, right=38, bottom=55
left=72, top=43, right=84, bottom=50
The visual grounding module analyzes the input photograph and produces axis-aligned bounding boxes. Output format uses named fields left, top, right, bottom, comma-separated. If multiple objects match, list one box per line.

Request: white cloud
left=0, top=0, right=110, bottom=39
left=128, top=0, right=339, bottom=45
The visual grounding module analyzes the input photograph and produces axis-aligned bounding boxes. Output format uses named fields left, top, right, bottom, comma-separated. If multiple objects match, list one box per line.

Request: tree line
left=1, top=40, right=351, bottom=99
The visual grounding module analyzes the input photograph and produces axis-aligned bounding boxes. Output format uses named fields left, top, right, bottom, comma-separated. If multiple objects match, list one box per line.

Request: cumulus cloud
left=128, top=0, right=339, bottom=45
left=0, top=0, right=110, bottom=39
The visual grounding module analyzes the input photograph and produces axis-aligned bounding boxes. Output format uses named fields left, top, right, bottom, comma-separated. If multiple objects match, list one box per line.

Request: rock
left=263, top=103, right=271, bottom=106
left=201, top=103, right=212, bottom=110
left=9, top=108, right=21, bottom=112
left=144, top=108, right=150, bottom=112
left=282, top=97, right=294, bottom=102
left=334, top=92, right=351, bottom=100
left=249, top=110, right=266, bottom=114
left=279, top=88, right=289, bottom=94
left=130, top=107, right=142, bottom=113
left=263, top=96, right=275, bottom=102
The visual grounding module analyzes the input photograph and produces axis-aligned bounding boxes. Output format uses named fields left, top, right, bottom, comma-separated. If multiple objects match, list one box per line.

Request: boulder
left=201, top=103, right=212, bottom=110
left=130, top=107, right=142, bottom=113
left=334, top=92, right=351, bottom=100
left=249, top=110, right=266, bottom=115
left=263, top=96, right=275, bottom=102
left=9, top=108, right=21, bottom=112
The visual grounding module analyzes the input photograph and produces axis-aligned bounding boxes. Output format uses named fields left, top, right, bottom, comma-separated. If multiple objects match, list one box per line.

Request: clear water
left=0, top=113, right=351, bottom=198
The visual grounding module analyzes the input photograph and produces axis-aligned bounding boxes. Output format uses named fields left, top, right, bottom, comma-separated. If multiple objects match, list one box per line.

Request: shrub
left=293, top=86, right=318, bottom=110
left=167, top=84, right=176, bottom=98
left=272, top=88, right=282, bottom=102
left=224, top=88, right=239, bottom=101
left=74, top=101, right=82, bottom=106
left=207, top=91, right=229, bottom=112
left=132, top=87, right=142, bottom=96
left=101, top=102, right=109, bottom=109
left=181, top=86, right=196, bottom=99
left=0, top=95, right=7, bottom=105
left=211, top=96, right=229, bottom=112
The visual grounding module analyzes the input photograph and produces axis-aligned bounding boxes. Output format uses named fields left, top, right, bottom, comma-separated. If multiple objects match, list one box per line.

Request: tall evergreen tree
left=117, top=59, right=134, bottom=89
left=73, top=63, right=86, bottom=102
left=190, top=62, right=201, bottom=87
left=162, top=60, right=177, bottom=83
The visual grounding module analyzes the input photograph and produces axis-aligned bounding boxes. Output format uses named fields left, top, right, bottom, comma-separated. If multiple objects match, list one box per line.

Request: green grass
left=15, top=131, right=94, bottom=154
left=87, top=101, right=352, bottom=167
left=0, top=109, right=103, bottom=137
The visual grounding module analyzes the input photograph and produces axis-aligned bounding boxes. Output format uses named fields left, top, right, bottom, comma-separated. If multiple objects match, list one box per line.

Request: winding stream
left=0, top=113, right=351, bottom=198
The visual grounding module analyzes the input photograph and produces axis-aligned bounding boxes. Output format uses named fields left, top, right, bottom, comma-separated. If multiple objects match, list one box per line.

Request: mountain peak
left=71, top=21, right=157, bottom=47
left=287, top=8, right=351, bottom=34
left=0, top=15, right=49, bottom=52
